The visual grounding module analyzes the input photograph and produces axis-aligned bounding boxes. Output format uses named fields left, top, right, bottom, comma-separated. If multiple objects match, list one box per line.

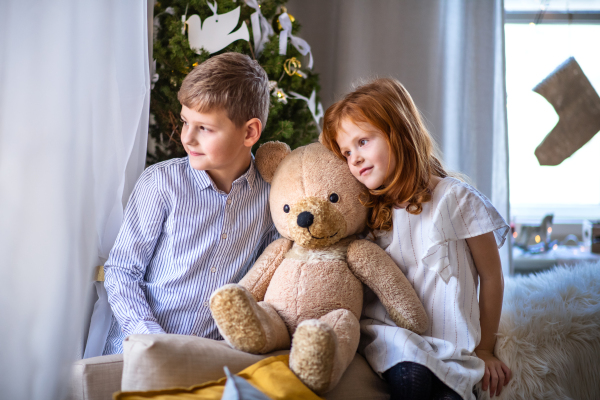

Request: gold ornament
left=273, top=6, right=294, bottom=33
left=283, top=57, right=303, bottom=77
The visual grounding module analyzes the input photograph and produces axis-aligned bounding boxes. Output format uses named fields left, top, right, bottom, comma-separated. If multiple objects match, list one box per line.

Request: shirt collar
left=241, top=155, right=257, bottom=191
left=188, top=158, right=212, bottom=190
left=188, top=155, right=257, bottom=193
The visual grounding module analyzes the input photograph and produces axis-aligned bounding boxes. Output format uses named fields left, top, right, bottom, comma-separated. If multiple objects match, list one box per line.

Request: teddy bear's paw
left=289, top=320, right=336, bottom=394
left=210, top=284, right=267, bottom=353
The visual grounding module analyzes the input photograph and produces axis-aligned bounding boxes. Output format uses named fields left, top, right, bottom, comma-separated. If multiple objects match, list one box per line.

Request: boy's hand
left=475, top=349, right=512, bottom=398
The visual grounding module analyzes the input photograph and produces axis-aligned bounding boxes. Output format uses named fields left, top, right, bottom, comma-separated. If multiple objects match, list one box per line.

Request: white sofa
left=71, top=263, right=600, bottom=400
left=69, top=334, right=390, bottom=400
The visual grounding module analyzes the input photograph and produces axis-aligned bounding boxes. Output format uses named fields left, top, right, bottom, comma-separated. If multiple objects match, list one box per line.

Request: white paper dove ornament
left=184, top=1, right=249, bottom=55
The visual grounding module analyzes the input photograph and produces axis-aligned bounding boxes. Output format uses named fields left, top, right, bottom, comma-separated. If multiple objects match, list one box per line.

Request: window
left=504, top=1, right=600, bottom=223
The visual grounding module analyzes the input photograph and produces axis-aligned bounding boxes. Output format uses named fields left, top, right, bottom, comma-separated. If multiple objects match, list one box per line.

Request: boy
left=102, top=53, right=277, bottom=355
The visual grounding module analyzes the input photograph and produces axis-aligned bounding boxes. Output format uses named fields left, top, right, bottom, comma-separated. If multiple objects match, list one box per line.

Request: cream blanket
left=476, top=262, right=600, bottom=400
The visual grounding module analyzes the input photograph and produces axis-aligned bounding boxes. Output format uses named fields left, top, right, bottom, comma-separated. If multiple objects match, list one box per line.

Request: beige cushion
left=121, top=334, right=389, bottom=400
left=69, top=354, right=123, bottom=400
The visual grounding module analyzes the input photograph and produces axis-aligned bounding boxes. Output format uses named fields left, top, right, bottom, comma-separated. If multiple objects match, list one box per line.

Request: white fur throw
left=476, top=262, right=600, bottom=400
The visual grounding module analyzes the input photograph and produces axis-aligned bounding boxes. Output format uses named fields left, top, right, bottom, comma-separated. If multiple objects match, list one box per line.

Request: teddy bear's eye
left=283, top=204, right=290, bottom=213
left=329, top=193, right=339, bottom=203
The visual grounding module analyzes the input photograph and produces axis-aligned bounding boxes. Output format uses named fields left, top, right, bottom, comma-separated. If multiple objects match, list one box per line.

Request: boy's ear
left=255, top=141, right=292, bottom=183
left=244, top=118, right=262, bottom=147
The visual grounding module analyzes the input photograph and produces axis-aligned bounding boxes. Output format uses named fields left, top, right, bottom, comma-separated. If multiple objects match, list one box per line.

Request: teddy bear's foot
left=289, top=320, right=337, bottom=394
left=210, top=284, right=267, bottom=353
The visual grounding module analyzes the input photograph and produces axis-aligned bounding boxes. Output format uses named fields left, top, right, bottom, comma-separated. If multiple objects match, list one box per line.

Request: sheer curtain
left=0, top=0, right=150, bottom=398
left=288, top=0, right=512, bottom=274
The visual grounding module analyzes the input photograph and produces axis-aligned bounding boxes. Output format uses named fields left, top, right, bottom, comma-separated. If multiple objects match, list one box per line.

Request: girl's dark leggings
left=382, top=362, right=464, bottom=400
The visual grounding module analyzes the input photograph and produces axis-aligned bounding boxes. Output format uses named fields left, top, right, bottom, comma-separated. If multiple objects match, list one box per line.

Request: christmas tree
left=148, top=0, right=322, bottom=165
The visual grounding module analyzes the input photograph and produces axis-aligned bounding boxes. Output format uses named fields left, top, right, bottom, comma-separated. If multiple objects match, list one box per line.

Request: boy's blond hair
left=178, top=53, right=270, bottom=131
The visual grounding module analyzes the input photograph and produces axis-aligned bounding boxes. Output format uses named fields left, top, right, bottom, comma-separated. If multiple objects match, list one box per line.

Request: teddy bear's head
left=256, top=141, right=368, bottom=249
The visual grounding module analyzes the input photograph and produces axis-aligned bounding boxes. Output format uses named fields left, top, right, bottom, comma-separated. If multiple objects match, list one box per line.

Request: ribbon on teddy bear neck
left=245, top=0, right=274, bottom=57
left=278, top=13, right=313, bottom=69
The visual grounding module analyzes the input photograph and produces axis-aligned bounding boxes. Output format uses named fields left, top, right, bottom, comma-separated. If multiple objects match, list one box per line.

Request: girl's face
left=336, top=118, right=397, bottom=190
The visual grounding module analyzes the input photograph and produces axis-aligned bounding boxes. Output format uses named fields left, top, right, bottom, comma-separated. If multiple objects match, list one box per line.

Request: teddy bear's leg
left=289, top=309, right=360, bottom=394
left=256, top=301, right=291, bottom=352
left=210, top=284, right=290, bottom=354
left=318, top=309, right=361, bottom=391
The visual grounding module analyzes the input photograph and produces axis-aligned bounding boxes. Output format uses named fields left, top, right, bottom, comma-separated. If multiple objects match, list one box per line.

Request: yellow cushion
left=114, top=355, right=323, bottom=400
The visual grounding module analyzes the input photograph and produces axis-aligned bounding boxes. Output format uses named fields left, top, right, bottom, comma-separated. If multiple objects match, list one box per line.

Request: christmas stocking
left=533, top=57, right=600, bottom=166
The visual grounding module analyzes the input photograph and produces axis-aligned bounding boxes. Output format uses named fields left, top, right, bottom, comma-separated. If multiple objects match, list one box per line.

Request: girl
left=321, top=78, right=512, bottom=400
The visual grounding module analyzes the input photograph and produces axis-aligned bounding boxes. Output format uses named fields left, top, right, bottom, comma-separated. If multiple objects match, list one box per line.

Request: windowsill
left=513, top=245, right=600, bottom=274
left=511, top=204, right=600, bottom=274
left=511, top=204, right=600, bottom=224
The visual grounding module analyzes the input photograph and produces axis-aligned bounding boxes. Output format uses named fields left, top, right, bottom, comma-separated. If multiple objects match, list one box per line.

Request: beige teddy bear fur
left=210, top=141, right=428, bottom=394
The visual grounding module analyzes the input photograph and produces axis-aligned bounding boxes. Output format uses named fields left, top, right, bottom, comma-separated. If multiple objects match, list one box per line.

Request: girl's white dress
left=360, top=177, right=509, bottom=400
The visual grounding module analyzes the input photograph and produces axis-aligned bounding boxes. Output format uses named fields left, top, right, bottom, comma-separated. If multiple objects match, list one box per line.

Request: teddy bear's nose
left=297, top=211, right=314, bottom=228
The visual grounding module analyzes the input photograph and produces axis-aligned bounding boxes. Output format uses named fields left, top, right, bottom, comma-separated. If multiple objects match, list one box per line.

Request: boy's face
left=180, top=105, right=252, bottom=172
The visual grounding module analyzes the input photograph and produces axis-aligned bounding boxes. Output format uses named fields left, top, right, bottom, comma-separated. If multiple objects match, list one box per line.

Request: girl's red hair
left=321, top=78, right=448, bottom=232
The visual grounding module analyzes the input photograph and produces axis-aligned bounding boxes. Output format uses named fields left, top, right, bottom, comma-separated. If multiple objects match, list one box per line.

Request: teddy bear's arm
left=238, top=237, right=294, bottom=301
left=347, top=239, right=429, bottom=334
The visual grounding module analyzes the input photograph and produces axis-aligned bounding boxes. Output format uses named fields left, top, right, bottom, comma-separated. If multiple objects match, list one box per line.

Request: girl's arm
left=466, top=232, right=512, bottom=398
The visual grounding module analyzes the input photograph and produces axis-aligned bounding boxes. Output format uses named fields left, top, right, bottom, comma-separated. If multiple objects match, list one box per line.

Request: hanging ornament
left=272, top=6, right=295, bottom=33
left=245, top=0, right=274, bottom=57
left=278, top=12, right=313, bottom=69
left=182, top=1, right=249, bottom=55
left=268, top=80, right=288, bottom=104
left=283, top=57, right=306, bottom=78
left=533, top=57, right=600, bottom=166
left=289, top=90, right=324, bottom=127
left=274, top=88, right=288, bottom=104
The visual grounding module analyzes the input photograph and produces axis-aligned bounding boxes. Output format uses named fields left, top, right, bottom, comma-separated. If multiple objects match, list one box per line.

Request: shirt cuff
left=131, top=319, right=166, bottom=335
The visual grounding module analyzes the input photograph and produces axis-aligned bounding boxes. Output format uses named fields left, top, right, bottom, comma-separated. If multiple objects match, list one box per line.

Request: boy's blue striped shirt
left=102, top=156, right=277, bottom=355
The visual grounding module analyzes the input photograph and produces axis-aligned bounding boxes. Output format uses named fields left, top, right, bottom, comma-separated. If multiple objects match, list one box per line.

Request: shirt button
left=210, top=267, right=216, bottom=273
left=221, top=233, right=227, bottom=239
left=226, top=199, right=232, bottom=205
left=203, top=301, right=209, bottom=307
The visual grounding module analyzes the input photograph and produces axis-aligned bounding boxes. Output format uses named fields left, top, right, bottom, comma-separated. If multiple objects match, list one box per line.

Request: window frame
left=505, top=11, right=600, bottom=24
left=504, top=10, right=600, bottom=224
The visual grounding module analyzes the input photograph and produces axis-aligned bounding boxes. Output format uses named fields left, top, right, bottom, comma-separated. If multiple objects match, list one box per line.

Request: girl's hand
left=475, top=349, right=512, bottom=398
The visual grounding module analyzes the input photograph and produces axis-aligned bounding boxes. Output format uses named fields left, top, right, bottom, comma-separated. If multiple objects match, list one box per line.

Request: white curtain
left=288, top=0, right=512, bottom=274
left=0, top=0, right=150, bottom=398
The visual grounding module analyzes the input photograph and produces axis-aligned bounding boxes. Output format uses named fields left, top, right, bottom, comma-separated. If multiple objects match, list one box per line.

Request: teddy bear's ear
left=318, top=132, right=324, bottom=144
left=255, top=141, right=292, bottom=183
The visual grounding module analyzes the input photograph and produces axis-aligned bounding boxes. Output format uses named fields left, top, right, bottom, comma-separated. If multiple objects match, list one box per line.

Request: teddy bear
left=210, top=141, right=429, bottom=394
